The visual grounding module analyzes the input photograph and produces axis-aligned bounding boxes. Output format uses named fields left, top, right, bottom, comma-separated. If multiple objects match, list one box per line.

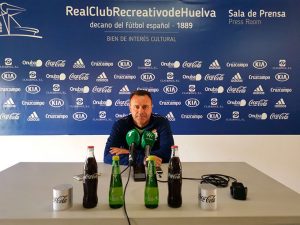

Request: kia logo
left=73, top=112, right=87, bottom=121
left=163, top=85, right=178, bottom=94
left=207, top=112, right=221, bottom=121
left=25, top=85, right=41, bottom=94
left=185, top=98, right=200, bottom=107
left=275, top=73, right=289, bottom=82
left=1, top=72, right=17, bottom=81
left=141, top=73, right=155, bottom=82
left=253, top=60, right=267, bottom=69
left=118, top=60, right=132, bottom=69
left=49, top=98, right=64, bottom=107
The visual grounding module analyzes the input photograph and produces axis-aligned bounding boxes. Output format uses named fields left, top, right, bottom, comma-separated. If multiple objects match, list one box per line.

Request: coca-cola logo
left=200, top=194, right=216, bottom=203
left=227, top=86, right=247, bottom=94
left=92, top=86, right=112, bottom=93
left=115, top=99, right=130, bottom=106
left=53, top=195, right=68, bottom=204
left=204, top=74, right=224, bottom=81
left=0, top=113, right=20, bottom=120
left=182, top=61, right=202, bottom=68
left=248, top=99, right=268, bottom=107
left=270, top=113, right=289, bottom=120
left=84, top=173, right=98, bottom=180
left=69, top=73, right=89, bottom=80
left=168, top=173, right=181, bottom=179
left=45, top=60, right=66, bottom=67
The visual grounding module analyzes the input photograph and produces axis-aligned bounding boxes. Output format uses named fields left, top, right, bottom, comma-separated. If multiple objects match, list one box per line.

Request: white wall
left=0, top=135, right=299, bottom=194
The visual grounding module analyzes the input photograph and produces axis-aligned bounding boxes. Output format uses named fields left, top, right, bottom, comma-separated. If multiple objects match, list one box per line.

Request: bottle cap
left=88, top=146, right=94, bottom=149
left=147, top=155, right=155, bottom=161
left=112, top=155, right=120, bottom=161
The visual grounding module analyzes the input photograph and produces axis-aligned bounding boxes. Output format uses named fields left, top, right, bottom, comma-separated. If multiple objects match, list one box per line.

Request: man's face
left=129, top=95, right=152, bottom=128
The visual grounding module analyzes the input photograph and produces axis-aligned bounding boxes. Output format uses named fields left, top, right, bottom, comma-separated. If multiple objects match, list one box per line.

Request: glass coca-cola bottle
left=83, top=146, right=98, bottom=208
left=168, top=145, right=182, bottom=208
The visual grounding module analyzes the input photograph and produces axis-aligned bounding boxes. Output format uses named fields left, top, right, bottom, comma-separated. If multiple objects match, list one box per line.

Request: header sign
left=0, top=0, right=299, bottom=134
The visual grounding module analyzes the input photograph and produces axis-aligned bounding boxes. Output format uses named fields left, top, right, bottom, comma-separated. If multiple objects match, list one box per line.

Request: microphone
left=141, top=131, right=156, bottom=158
left=126, top=129, right=140, bottom=166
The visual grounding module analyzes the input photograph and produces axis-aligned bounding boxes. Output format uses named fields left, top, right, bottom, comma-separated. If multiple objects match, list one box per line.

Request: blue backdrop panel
left=0, top=0, right=299, bottom=135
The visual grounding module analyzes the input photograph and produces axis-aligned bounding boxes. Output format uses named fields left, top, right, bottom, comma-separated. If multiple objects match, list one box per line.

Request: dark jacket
left=104, top=114, right=174, bottom=165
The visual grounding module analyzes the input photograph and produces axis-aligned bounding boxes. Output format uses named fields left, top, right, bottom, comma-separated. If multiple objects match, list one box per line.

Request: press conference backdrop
left=0, top=0, right=299, bottom=135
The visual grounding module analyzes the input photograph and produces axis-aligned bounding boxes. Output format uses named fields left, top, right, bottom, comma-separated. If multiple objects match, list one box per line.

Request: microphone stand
left=128, top=143, right=135, bottom=166
left=144, top=145, right=151, bottom=159
left=132, top=146, right=146, bottom=182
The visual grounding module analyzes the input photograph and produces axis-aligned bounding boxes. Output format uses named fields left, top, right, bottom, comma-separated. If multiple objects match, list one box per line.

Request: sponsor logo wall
left=0, top=1, right=299, bottom=134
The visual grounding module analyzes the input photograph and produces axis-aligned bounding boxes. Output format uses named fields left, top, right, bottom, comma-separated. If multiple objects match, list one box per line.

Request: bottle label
left=84, top=173, right=98, bottom=180
left=168, top=173, right=181, bottom=180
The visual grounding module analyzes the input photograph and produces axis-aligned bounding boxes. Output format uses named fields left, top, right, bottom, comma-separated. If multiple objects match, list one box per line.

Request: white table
left=0, top=162, right=300, bottom=225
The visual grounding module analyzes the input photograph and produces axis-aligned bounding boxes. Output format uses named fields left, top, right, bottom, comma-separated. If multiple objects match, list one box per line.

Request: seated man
left=104, top=90, right=174, bottom=167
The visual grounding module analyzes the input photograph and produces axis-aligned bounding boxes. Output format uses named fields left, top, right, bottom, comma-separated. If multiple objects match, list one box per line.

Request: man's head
left=129, top=90, right=153, bottom=128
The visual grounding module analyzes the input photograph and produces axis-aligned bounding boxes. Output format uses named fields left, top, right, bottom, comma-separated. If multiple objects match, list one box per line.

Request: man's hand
left=109, top=147, right=129, bottom=155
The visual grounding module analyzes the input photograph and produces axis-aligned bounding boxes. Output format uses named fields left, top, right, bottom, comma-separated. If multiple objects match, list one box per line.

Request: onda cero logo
left=118, top=60, right=132, bottom=69
left=73, top=112, right=87, bottom=121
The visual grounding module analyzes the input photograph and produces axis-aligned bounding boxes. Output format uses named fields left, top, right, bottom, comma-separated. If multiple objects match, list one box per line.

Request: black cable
left=201, top=174, right=237, bottom=188
left=123, top=165, right=131, bottom=225
left=157, top=179, right=168, bottom=183
left=158, top=173, right=237, bottom=188
left=121, top=165, right=129, bottom=175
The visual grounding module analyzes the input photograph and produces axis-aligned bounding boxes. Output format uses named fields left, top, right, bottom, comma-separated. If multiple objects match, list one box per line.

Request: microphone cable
left=122, top=165, right=132, bottom=225
left=121, top=165, right=129, bottom=175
